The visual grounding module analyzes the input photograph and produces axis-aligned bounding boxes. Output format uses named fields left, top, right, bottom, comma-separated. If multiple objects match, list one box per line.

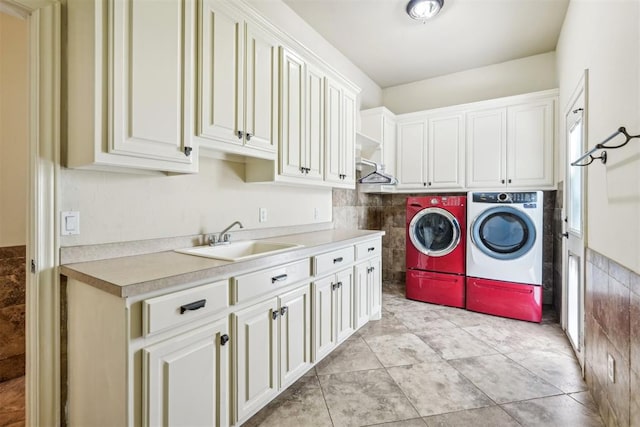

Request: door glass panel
left=479, top=213, right=529, bottom=253
left=567, top=253, right=581, bottom=348
left=414, top=213, right=455, bottom=252
left=568, top=119, right=583, bottom=234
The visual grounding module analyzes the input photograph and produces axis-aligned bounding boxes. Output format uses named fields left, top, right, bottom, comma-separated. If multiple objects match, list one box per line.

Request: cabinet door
left=507, top=99, right=554, bottom=187
left=233, top=298, right=278, bottom=422
left=279, top=48, right=306, bottom=177
left=199, top=0, right=243, bottom=146
left=466, top=108, right=507, bottom=188
left=428, top=113, right=465, bottom=189
left=324, top=78, right=343, bottom=184
left=368, top=258, right=382, bottom=320
left=382, top=115, right=397, bottom=177
left=335, top=268, right=354, bottom=343
left=341, top=89, right=357, bottom=185
left=279, top=285, right=312, bottom=388
left=111, top=0, right=195, bottom=167
left=313, top=276, right=336, bottom=362
left=354, top=262, right=370, bottom=329
left=397, top=121, right=427, bottom=189
left=244, top=22, right=278, bottom=152
left=305, top=64, right=325, bottom=181
left=143, top=318, right=229, bottom=427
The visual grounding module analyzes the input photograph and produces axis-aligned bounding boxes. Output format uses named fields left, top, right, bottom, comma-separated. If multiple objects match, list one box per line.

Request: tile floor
left=245, top=283, right=604, bottom=427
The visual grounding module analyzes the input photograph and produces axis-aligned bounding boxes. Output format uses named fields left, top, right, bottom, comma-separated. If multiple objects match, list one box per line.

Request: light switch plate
left=259, top=207, right=267, bottom=223
left=61, top=211, right=80, bottom=236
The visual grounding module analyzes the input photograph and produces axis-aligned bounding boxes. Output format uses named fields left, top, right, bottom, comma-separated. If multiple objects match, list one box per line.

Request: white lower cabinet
left=354, top=257, right=382, bottom=329
left=143, top=317, right=230, bottom=427
left=313, top=267, right=354, bottom=362
left=232, top=284, right=312, bottom=424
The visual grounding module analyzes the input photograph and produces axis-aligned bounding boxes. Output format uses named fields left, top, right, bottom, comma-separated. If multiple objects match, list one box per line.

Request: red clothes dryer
left=406, top=196, right=466, bottom=308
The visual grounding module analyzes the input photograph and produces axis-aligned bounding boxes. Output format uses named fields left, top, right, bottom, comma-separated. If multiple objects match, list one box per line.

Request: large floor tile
left=506, top=349, right=587, bottom=393
left=501, top=394, right=604, bottom=427
left=319, top=369, right=420, bottom=427
left=393, top=310, right=458, bottom=332
left=357, top=314, right=410, bottom=339
left=243, top=376, right=332, bottom=427
left=450, top=354, right=562, bottom=404
left=315, top=335, right=383, bottom=375
left=423, top=406, right=520, bottom=427
left=387, top=361, right=493, bottom=417
left=363, top=332, right=441, bottom=366
left=363, top=418, right=427, bottom=427
left=416, top=327, right=498, bottom=360
left=569, top=391, right=600, bottom=413
left=462, top=323, right=549, bottom=354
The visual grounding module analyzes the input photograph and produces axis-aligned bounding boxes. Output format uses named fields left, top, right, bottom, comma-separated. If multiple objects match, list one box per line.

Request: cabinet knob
left=562, top=232, right=569, bottom=239
left=220, top=334, right=230, bottom=346
left=280, top=306, right=288, bottom=316
left=428, top=182, right=432, bottom=186
left=508, top=179, right=512, bottom=184
left=183, top=146, right=192, bottom=157
left=336, top=281, right=342, bottom=289
left=272, top=311, right=279, bottom=320
left=423, top=182, right=427, bottom=187
left=332, top=283, right=337, bottom=291
left=236, top=130, right=244, bottom=139
left=245, top=133, right=252, bottom=141
left=501, top=179, right=505, bottom=184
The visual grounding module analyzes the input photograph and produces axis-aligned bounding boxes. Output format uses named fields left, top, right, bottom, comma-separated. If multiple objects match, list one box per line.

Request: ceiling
left=282, top=0, right=570, bottom=88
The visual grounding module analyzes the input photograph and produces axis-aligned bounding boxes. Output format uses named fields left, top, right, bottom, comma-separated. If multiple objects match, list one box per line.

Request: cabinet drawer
left=313, top=246, right=354, bottom=276
left=355, top=239, right=381, bottom=260
left=142, top=280, right=229, bottom=336
left=232, top=259, right=311, bottom=304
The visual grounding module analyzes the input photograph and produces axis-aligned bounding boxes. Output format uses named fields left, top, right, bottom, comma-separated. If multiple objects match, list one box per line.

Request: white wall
left=556, top=1, right=640, bottom=274
left=246, top=0, right=382, bottom=109
left=0, top=13, right=28, bottom=247
left=382, top=52, right=558, bottom=114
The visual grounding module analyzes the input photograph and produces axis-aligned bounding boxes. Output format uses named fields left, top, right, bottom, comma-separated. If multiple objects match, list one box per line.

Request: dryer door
left=471, top=206, right=536, bottom=260
left=409, top=208, right=461, bottom=257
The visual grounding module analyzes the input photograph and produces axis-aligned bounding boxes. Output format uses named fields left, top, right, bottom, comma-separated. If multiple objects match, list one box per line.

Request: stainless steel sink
left=175, top=240, right=302, bottom=262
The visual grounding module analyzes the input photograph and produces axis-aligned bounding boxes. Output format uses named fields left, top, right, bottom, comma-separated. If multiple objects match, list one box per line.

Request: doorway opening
left=0, top=8, right=29, bottom=425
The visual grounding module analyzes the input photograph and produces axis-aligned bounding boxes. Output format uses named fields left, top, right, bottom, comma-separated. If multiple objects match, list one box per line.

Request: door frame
left=2, top=0, right=61, bottom=425
left=562, top=69, right=589, bottom=369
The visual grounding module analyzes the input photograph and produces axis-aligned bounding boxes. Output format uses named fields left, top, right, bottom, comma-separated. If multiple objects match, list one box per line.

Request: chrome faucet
left=209, top=221, right=244, bottom=246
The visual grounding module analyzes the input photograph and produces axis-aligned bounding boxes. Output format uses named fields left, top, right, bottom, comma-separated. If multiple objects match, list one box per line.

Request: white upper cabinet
left=359, top=107, right=397, bottom=176
left=466, top=96, right=555, bottom=189
left=66, top=0, right=198, bottom=173
left=396, top=112, right=464, bottom=190
left=325, top=77, right=357, bottom=188
left=305, top=63, right=325, bottom=181
left=198, top=0, right=278, bottom=158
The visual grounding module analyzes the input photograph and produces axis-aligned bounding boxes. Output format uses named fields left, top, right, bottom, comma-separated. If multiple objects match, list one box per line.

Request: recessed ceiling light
left=406, top=0, right=444, bottom=21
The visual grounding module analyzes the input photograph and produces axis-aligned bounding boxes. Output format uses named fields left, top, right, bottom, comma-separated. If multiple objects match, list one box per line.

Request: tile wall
left=0, top=246, right=26, bottom=382
left=585, top=249, right=640, bottom=426
left=333, top=189, right=557, bottom=304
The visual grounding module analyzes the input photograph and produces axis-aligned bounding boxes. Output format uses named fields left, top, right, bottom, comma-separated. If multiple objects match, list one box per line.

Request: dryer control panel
left=472, top=192, right=538, bottom=204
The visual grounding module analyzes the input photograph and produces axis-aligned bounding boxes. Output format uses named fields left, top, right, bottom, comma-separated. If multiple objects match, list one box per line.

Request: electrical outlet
left=608, top=353, right=615, bottom=383
left=313, top=207, right=320, bottom=220
left=259, top=207, right=268, bottom=223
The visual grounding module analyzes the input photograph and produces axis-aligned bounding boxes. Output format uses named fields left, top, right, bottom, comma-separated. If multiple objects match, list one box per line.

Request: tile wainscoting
left=585, top=248, right=640, bottom=426
left=0, top=246, right=26, bottom=382
left=333, top=189, right=557, bottom=304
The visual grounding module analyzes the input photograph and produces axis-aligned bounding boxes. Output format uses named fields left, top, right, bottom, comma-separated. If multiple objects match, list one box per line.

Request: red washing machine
left=406, top=196, right=466, bottom=308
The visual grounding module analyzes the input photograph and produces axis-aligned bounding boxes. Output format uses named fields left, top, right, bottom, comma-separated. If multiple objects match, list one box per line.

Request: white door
left=143, top=318, right=229, bottom=427
left=563, top=72, right=588, bottom=366
left=354, top=262, right=370, bottom=329
left=305, top=63, right=325, bottom=181
left=341, top=89, right=357, bottom=184
left=313, top=276, right=336, bottom=362
left=466, top=108, right=506, bottom=188
left=279, top=48, right=306, bottom=177
left=335, top=268, right=354, bottom=342
left=233, top=298, right=278, bottom=422
left=428, top=113, right=465, bottom=189
left=368, top=257, right=382, bottom=320
left=324, top=78, right=343, bottom=183
left=397, top=120, right=427, bottom=189
left=279, top=285, right=312, bottom=388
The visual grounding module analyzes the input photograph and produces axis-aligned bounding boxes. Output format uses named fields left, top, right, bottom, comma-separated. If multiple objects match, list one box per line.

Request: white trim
left=2, top=0, right=60, bottom=425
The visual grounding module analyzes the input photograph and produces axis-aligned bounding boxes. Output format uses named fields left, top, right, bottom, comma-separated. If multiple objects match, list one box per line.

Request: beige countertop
left=60, top=229, right=384, bottom=298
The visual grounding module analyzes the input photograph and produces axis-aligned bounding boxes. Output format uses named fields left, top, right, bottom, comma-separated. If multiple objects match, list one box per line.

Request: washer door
left=409, top=208, right=461, bottom=257
left=471, top=206, right=536, bottom=260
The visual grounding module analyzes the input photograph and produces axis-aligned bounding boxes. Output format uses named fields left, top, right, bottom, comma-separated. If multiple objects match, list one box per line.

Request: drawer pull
left=332, top=283, right=338, bottom=291
left=271, top=274, right=288, bottom=283
left=280, top=306, right=288, bottom=316
left=180, top=299, right=206, bottom=314
left=272, top=310, right=279, bottom=320
left=367, top=247, right=375, bottom=252
left=333, top=257, right=344, bottom=264
left=220, top=334, right=230, bottom=346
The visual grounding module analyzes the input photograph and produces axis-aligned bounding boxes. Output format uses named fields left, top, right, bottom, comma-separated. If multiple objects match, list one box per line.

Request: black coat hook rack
left=571, top=126, right=640, bottom=167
